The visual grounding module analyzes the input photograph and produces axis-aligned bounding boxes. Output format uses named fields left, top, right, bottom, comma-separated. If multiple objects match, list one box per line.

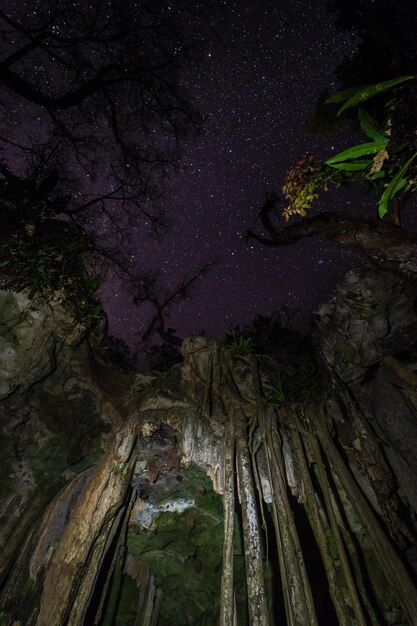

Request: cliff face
left=0, top=261, right=416, bottom=626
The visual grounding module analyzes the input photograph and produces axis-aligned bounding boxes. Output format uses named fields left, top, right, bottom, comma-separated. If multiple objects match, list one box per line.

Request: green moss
left=111, top=574, right=138, bottom=625
left=124, top=466, right=223, bottom=625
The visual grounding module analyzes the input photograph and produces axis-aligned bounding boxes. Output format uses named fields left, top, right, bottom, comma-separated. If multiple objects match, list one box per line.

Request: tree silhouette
left=0, top=1, right=215, bottom=332
left=0, top=0, right=207, bottom=222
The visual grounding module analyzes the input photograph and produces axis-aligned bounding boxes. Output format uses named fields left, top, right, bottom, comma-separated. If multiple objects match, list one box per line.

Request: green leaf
left=358, top=108, right=387, bottom=142
left=325, top=141, right=386, bottom=165
left=325, top=86, right=366, bottom=104
left=337, top=76, right=414, bottom=116
left=377, top=152, right=417, bottom=217
left=329, top=160, right=371, bottom=171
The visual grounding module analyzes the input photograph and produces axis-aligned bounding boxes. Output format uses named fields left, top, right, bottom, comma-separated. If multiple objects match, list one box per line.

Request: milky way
left=105, top=0, right=361, bottom=346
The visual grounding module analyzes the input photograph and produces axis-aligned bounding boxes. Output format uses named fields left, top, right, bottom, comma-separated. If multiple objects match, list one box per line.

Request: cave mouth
left=83, top=422, right=224, bottom=626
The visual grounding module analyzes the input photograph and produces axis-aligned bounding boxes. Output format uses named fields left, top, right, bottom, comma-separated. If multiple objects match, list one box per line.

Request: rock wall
left=313, top=263, right=417, bottom=542
left=0, top=259, right=416, bottom=626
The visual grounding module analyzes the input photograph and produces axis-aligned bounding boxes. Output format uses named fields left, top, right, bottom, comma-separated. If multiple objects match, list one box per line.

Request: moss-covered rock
left=104, top=466, right=224, bottom=626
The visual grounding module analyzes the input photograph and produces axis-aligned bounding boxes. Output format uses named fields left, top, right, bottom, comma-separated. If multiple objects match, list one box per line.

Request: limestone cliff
left=0, top=260, right=416, bottom=626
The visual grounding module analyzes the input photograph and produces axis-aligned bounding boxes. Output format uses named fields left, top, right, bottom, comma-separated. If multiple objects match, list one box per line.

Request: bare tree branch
left=137, top=260, right=218, bottom=344
left=0, top=0, right=210, bottom=226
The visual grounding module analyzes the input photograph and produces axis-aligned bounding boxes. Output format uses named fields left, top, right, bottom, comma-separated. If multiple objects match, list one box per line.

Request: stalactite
left=290, top=426, right=354, bottom=626
left=0, top=469, right=99, bottom=626
left=312, top=435, right=367, bottom=626
left=325, top=367, right=401, bottom=544
left=35, top=422, right=137, bottom=626
left=314, top=408, right=417, bottom=626
left=134, top=574, right=161, bottom=626
left=3, top=332, right=417, bottom=626
left=249, top=356, right=317, bottom=626
left=219, top=413, right=236, bottom=626
left=91, top=487, right=138, bottom=625
left=99, top=546, right=125, bottom=626
left=221, top=353, right=271, bottom=625
left=234, top=407, right=270, bottom=626
left=262, top=411, right=318, bottom=626
left=150, top=586, right=163, bottom=626
left=250, top=437, right=270, bottom=561
left=292, top=421, right=375, bottom=625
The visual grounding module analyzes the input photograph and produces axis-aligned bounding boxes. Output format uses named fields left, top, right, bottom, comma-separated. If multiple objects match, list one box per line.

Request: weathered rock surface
left=0, top=290, right=87, bottom=399
left=0, top=257, right=417, bottom=626
left=313, top=263, right=417, bottom=515
left=313, top=263, right=417, bottom=382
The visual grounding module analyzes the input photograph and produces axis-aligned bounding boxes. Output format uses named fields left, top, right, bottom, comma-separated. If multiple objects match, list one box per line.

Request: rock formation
left=0, top=260, right=417, bottom=625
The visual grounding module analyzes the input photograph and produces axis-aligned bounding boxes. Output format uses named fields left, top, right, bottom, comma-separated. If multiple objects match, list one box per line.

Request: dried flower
left=370, top=149, right=389, bottom=174
left=282, top=155, right=322, bottom=220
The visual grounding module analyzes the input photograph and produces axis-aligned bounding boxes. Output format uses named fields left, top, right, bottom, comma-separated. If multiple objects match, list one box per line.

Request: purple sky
left=3, top=1, right=416, bottom=355
left=104, top=0, right=363, bottom=347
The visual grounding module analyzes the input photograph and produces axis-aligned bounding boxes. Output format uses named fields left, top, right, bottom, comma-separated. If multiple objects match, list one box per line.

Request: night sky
left=104, top=0, right=363, bottom=347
